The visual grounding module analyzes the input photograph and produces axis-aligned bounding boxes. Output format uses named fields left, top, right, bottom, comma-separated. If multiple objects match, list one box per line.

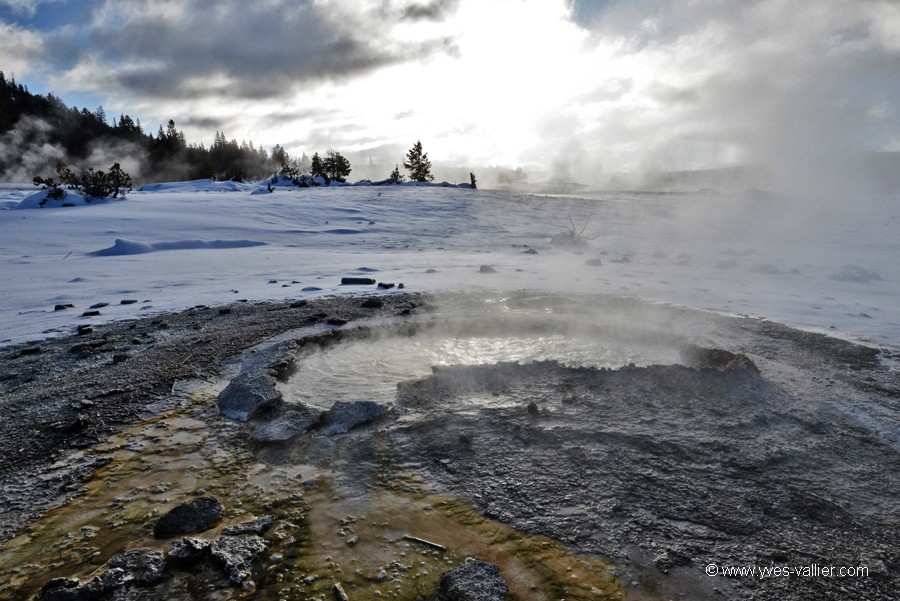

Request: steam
left=0, top=117, right=68, bottom=183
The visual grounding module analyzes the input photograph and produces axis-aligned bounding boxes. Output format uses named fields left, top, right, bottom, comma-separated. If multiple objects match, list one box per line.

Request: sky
left=2, top=0, right=900, bottom=185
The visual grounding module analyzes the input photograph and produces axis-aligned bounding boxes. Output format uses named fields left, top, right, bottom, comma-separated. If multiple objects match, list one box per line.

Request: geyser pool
left=281, top=294, right=686, bottom=409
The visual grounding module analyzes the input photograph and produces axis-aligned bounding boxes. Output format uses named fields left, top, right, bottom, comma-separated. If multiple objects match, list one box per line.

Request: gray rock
left=478, top=265, right=497, bottom=273
left=323, top=400, right=388, bottom=436
left=210, top=534, right=268, bottom=586
left=222, top=515, right=274, bottom=536
left=167, top=537, right=211, bottom=566
left=154, top=496, right=223, bottom=538
left=218, top=371, right=283, bottom=421
left=341, top=277, right=376, bottom=285
left=99, top=568, right=125, bottom=591
left=40, top=577, right=103, bottom=601
left=107, top=548, right=167, bottom=585
left=252, top=406, right=322, bottom=442
left=437, top=559, right=509, bottom=601
left=584, top=258, right=603, bottom=266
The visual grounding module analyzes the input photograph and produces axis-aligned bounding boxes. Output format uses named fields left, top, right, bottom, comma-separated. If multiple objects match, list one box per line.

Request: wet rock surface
left=3, top=292, right=899, bottom=601
left=0, top=294, right=420, bottom=543
left=385, top=330, right=899, bottom=600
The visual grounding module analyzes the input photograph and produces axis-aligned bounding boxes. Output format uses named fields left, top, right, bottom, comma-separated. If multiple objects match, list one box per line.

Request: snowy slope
left=1, top=181, right=898, bottom=350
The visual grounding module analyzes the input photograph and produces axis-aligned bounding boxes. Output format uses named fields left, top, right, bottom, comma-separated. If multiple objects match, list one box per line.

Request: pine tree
left=310, top=152, right=324, bottom=179
left=323, top=149, right=351, bottom=183
left=390, top=164, right=405, bottom=182
left=403, top=140, right=434, bottom=182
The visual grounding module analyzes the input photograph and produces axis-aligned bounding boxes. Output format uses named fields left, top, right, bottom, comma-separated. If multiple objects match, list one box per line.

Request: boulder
left=323, top=400, right=388, bottom=436
left=437, top=559, right=509, bottom=601
left=218, top=371, right=283, bottom=421
left=478, top=265, right=497, bottom=273
left=154, top=496, right=223, bottom=538
left=107, top=548, right=167, bottom=585
left=210, top=534, right=268, bottom=586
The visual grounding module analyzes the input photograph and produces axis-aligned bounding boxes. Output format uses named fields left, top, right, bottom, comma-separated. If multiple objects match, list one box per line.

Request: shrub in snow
left=34, top=161, right=132, bottom=200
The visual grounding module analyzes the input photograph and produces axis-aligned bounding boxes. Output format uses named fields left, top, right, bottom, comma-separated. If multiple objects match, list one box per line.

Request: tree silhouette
left=403, top=140, right=434, bottom=182
left=323, top=149, right=352, bottom=183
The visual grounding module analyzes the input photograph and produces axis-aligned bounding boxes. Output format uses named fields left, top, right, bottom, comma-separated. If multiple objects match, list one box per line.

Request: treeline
left=1, top=71, right=283, bottom=183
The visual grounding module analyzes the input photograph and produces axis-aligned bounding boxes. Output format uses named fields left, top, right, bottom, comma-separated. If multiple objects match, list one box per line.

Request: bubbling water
left=281, top=294, right=686, bottom=409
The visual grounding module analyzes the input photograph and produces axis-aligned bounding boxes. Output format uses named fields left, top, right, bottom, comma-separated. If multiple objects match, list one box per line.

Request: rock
left=326, top=317, right=348, bottom=326
left=107, top=548, right=167, bottom=585
left=584, top=258, right=603, bottom=266
left=154, top=496, right=224, bottom=538
left=324, top=400, right=389, bottom=436
left=112, top=353, right=129, bottom=364
left=376, top=569, right=388, bottom=582
left=341, top=277, right=376, bottom=285
left=425, top=268, right=438, bottom=273
left=437, top=559, right=509, bottom=601
left=527, top=402, right=539, bottom=415
left=99, top=568, right=125, bottom=591
left=398, top=283, right=405, bottom=289
left=333, top=582, right=350, bottom=601
left=222, top=515, right=274, bottom=536
left=19, top=345, right=42, bottom=356
left=40, top=577, right=103, bottom=601
left=210, top=534, right=267, bottom=586
left=478, top=265, right=497, bottom=273
left=76, top=325, right=93, bottom=336
left=377, top=282, right=396, bottom=290
left=120, top=299, right=139, bottom=305
left=290, top=300, right=308, bottom=308
left=55, top=304, right=74, bottom=311
left=679, top=345, right=759, bottom=373
left=89, top=302, right=109, bottom=309
left=167, top=537, right=211, bottom=566
left=82, top=310, right=101, bottom=317
left=218, top=371, right=283, bottom=422
left=252, top=406, right=322, bottom=442
left=361, top=298, right=384, bottom=309
left=218, top=307, right=232, bottom=315
left=522, top=248, right=539, bottom=255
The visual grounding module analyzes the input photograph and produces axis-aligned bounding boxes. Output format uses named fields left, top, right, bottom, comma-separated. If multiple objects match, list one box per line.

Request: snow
left=1, top=181, right=898, bottom=352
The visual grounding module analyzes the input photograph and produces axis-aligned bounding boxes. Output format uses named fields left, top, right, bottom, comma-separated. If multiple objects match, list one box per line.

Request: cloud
left=399, top=0, right=461, bottom=21
left=49, top=0, right=459, bottom=102
left=0, top=0, right=61, bottom=17
left=0, top=19, right=45, bottom=75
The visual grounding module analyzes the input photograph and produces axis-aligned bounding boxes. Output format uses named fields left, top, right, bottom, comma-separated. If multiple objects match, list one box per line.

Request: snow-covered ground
left=1, top=179, right=898, bottom=352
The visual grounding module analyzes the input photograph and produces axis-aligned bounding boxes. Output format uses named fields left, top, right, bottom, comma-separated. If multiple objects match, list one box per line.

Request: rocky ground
left=0, top=291, right=898, bottom=600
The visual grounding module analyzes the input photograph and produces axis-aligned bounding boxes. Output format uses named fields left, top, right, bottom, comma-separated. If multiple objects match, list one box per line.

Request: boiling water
left=281, top=296, right=684, bottom=408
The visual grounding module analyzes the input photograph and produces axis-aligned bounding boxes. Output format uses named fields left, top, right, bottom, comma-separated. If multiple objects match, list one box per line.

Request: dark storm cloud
left=399, top=0, right=460, bottom=21
left=63, top=0, right=458, bottom=101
